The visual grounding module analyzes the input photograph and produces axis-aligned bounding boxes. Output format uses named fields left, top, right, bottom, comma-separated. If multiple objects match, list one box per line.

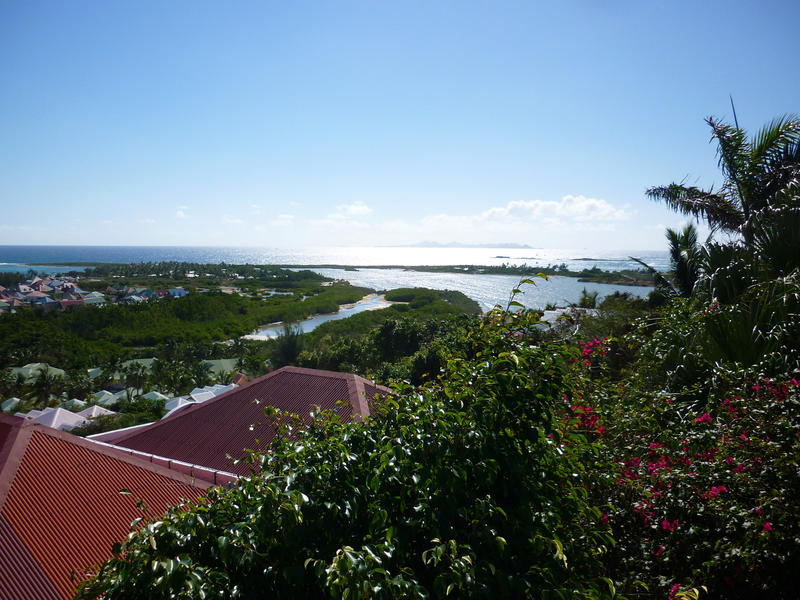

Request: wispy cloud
left=176, top=205, right=188, bottom=219
left=223, top=217, right=244, bottom=225
left=336, top=201, right=372, bottom=216
left=270, top=214, right=295, bottom=227
left=413, top=196, right=630, bottom=239
left=305, top=195, right=634, bottom=247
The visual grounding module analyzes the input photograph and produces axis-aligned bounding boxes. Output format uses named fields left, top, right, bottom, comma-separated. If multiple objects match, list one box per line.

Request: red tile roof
left=109, top=366, right=390, bottom=476
left=0, top=414, right=212, bottom=600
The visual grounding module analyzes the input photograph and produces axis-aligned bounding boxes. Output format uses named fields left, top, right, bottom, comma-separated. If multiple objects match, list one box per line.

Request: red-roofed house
left=0, top=414, right=214, bottom=600
left=105, top=366, right=389, bottom=476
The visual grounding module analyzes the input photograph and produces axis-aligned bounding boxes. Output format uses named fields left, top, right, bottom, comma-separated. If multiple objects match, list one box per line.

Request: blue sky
left=1, top=0, right=798, bottom=250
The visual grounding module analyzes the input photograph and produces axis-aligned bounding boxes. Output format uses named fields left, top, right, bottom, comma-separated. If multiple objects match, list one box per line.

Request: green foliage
left=578, top=288, right=599, bottom=309
left=271, top=324, right=304, bottom=368
left=0, top=271, right=26, bottom=287
left=77, top=306, right=616, bottom=600
left=0, top=282, right=371, bottom=370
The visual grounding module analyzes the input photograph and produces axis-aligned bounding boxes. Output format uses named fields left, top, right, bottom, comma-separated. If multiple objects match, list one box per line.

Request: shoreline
left=244, top=293, right=392, bottom=341
left=17, top=261, right=659, bottom=287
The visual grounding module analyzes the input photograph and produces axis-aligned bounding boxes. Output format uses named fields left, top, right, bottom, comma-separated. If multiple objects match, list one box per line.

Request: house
left=202, top=358, right=239, bottom=378
left=10, top=363, right=66, bottom=384
left=1, top=398, right=20, bottom=413
left=100, top=366, right=389, bottom=476
left=14, top=407, right=87, bottom=431
left=141, top=390, right=170, bottom=401
left=60, top=398, right=87, bottom=412
left=0, top=414, right=215, bottom=600
left=76, top=405, right=116, bottom=419
left=82, top=291, right=105, bottom=306
left=90, top=390, right=119, bottom=408
left=162, top=383, right=237, bottom=416
left=58, top=299, right=85, bottom=310
left=167, top=287, right=188, bottom=298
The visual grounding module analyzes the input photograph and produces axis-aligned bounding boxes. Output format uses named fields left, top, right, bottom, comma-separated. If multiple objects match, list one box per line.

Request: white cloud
left=336, top=201, right=372, bottom=216
left=176, top=207, right=187, bottom=219
left=139, top=218, right=156, bottom=225
left=478, top=195, right=628, bottom=224
left=270, top=214, right=295, bottom=227
left=303, top=194, right=635, bottom=248
left=309, top=202, right=373, bottom=232
left=411, top=196, right=629, bottom=240
left=223, top=217, right=244, bottom=225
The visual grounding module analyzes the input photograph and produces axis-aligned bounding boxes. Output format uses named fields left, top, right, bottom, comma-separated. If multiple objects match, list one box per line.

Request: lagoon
left=246, top=294, right=393, bottom=340
left=307, top=268, right=652, bottom=312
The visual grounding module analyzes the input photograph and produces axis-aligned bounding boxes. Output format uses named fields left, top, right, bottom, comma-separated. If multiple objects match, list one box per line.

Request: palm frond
left=646, top=183, right=743, bottom=231
left=665, top=224, right=701, bottom=297
left=750, top=115, right=800, bottom=165
left=630, top=256, right=677, bottom=297
left=706, top=116, right=749, bottom=211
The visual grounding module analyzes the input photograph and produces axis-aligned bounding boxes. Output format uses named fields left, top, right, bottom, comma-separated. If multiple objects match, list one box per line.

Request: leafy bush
left=77, top=306, right=616, bottom=600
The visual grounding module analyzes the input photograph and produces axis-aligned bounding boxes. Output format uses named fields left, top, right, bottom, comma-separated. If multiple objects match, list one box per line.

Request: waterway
left=308, top=267, right=651, bottom=313
left=246, top=294, right=393, bottom=340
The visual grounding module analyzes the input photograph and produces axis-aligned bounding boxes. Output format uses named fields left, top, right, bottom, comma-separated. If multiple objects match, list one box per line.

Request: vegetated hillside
left=0, top=281, right=370, bottom=369
left=297, top=288, right=481, bottom=385
left=77, top=114, right=800, bottom=600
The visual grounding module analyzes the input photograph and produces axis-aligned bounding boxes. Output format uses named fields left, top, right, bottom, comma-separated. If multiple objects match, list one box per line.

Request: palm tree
left=33, top=367, right=62, bottom=406
left=272, top=324, right=304, bottom=368
left=189, top=361, right=212, bottom=388
left=647, top=115, right=800, bottom=242
left=665, top=224, right=702, bottom=297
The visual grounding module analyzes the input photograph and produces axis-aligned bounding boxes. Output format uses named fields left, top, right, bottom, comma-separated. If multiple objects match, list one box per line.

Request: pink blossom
left=695, top=412, right=712, bottom=424
left=762, top=522, right=772, bottom=532
left=668, top=583, right=681, bottom=600
left=702, top=486, right=728, bottom=499
left=662, top=519, right=678, bottom=532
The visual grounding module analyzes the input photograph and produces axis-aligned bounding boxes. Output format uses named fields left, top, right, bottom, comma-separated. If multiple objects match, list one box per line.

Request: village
left=0, top=273, right=190, bottom=315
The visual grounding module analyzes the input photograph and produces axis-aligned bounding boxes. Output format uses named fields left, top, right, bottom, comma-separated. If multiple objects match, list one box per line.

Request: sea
left=0, top=245, right=668, bottom=312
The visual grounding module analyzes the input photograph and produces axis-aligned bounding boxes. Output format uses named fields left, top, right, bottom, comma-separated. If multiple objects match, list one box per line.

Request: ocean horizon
left=0, top=245, right=670, bottom=273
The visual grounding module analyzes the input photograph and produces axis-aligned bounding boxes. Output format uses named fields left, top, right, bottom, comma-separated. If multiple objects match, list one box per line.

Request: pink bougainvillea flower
left=762, top=522, right=772, bottom=532
left=668, top=583, right=681, bottom=600
left=695, top=412, right=712, bottom=424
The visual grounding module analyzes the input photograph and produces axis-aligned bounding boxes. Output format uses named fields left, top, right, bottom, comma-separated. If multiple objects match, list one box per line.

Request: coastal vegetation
left=74, top=113, right=800, bottom=599
left=280, top=263, right=657, bottom=286
left=0, top=264, right=481, bottom=429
